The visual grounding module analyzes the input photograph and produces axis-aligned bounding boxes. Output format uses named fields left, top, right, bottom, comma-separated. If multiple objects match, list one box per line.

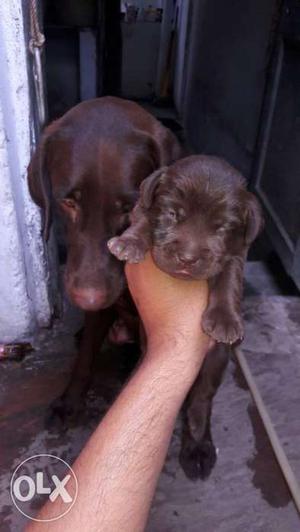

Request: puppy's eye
left=177, top=207, right=186, bottom=221
left=166, top=207, right=185, bottom=222
left=167, top=208, right=177, bottom=220
left=216, top=226, right=226, bottom=234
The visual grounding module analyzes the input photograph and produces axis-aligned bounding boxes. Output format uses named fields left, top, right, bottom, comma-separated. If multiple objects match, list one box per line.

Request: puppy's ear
left=27, top=134, right=52, bottom=241
left=140, top=167, right=168, bottom=209
left=243, top=191, right=264, bottom=245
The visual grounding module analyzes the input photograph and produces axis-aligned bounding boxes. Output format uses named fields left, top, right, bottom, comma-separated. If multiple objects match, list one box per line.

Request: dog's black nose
left=176, top=252, right=198, bottom=266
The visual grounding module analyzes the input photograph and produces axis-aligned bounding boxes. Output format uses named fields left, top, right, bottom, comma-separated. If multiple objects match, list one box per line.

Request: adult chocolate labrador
left=28, top=96, right=182, bottom=422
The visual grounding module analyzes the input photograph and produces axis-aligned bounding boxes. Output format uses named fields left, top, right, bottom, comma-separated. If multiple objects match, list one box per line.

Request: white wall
left=0, top=0, right=53, bottom=342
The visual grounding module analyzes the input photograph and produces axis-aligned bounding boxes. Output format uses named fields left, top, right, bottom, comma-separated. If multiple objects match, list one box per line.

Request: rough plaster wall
left=0, top=0, right=52, bottom=342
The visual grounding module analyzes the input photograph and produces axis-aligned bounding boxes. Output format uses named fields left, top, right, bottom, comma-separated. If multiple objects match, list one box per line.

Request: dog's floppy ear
left=140, top=167, right=168, bottom=209
left=27, top=133, right=52, bottom=241
left=243, top=190, right=264, bottom=245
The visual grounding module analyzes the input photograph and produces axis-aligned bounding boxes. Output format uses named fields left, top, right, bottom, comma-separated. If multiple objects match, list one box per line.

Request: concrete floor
left=0, top=262, right=300, bottom=531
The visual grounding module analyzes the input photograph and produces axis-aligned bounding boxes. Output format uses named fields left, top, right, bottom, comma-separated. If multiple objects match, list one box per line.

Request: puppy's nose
left=176, top=252, right=198, bottom=266
left=69, top=288, right=110, bottom=311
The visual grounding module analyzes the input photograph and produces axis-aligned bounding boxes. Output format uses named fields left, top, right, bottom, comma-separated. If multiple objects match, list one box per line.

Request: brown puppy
left=109, top=155, right=263, bottom=479
left=109, top=155, right=263, bottom=344
left=28, top=96, right=182, bottom=422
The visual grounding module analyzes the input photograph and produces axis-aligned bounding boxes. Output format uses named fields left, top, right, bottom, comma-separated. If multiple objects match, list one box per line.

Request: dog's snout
left=176, top=252, right=198, bottom=266
left=69, top=287, right=110, bottom=311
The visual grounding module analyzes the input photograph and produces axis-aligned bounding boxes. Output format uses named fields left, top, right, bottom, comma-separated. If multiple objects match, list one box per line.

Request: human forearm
left=28, top=335, right=209, bottom=532
left=27, top=256, right=211, bottom=531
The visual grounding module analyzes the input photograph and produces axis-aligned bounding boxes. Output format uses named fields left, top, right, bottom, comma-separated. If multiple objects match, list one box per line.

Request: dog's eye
left=167, top=208, right=177, bottom=220
left=216, top=226, right=226, bottom=234
left=177, top=207, right=186, bottom=221
left=60, top=196, right=80, bottom=222
left=167, top=207, right=185, bottom=222
left=72, top=189, right=82, bottom=202
left=62, top=189, right=81, bottom=207
left=61, top=198, right=77, bottom=210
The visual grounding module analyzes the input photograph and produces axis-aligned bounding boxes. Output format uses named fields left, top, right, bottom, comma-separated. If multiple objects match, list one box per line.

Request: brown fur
left=109, top=154, right=263, bottom=480
left=109, top=154, right=263, bottom=344
left=28, top=96, right=183, bottom=311
left=28, top=96, right=182, bottom=424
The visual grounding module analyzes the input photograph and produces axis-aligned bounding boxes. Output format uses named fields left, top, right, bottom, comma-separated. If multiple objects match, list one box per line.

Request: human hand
left=125, top=253, right=213, bottom=357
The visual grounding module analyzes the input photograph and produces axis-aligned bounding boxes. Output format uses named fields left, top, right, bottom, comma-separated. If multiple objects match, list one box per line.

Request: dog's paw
left=107, top=236, right=146, bottom=263
left=202, top=307, right=244, bottom=345
left=179, top=439, right=217, bottom=481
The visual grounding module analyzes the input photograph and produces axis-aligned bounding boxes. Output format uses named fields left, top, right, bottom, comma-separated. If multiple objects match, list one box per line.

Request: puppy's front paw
left=108, top=236, right=146, bottom=263
left=202, top=307, right=244, bottom=345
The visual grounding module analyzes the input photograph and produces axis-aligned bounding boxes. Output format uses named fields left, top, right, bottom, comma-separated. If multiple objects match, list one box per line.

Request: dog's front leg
left=48, top=308, right=116, bottom=427
left=202, top=253, right=246, bottom=344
